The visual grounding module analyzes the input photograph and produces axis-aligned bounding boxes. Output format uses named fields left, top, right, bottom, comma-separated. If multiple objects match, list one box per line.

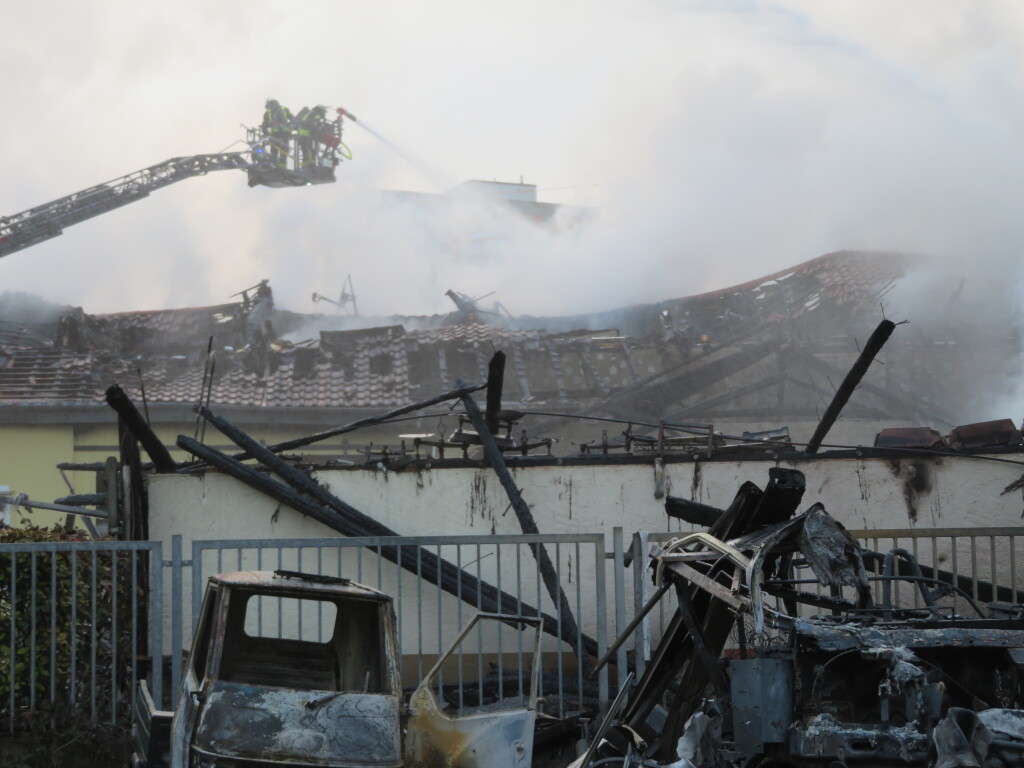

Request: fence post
left=594, top=534, right=609, bottom=714
left=149, top=540, right=164, bottom=709
left=612, top=527, right=627, bottom=682
left=170, top=534, right=183, bottom=699
left=192, top=539, right=205, bottom=631
left=632, top=530, right=650, bottom=681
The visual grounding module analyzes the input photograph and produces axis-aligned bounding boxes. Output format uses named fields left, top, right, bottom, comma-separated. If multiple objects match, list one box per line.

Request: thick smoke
left=3, top=0, right=1024, bottom=337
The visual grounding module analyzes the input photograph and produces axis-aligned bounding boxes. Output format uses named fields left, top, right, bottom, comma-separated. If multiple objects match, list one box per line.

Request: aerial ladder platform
left=0, top=106, right=352, bottom=259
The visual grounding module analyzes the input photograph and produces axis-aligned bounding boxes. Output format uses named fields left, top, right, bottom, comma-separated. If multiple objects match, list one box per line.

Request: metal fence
left=1, top=526, right=1022, bottom=734
left=174, top=532, right=612, bottom=719
left=848, top=526, right=1024, bottom=607
left=0, top=540, right=163, bottom=732
left=627, top=526, right=1024, bottom=679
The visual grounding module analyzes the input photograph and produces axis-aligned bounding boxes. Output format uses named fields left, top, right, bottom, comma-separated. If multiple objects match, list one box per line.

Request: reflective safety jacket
left=296, top=106, right=326, bottom=137
left=263, top=103, right=291, bottom=130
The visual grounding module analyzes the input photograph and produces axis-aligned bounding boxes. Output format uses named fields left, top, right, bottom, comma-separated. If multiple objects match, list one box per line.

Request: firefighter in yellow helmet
left=262, top=99, right=292, bottom=167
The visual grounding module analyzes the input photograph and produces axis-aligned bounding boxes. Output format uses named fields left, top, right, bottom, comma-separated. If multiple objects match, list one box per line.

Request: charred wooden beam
left=664, top=496, right=723, bottom=527
left=460, top=380, right=594, bottom=671
left=804, top=320, right=897, bottom=455
left=673, top=579, right=729, bottom=699
left=197, top=405, right=406, bottom=539
left=227, top=382, right=489, bottom=461
left=178, top=424, right=599, bottom=657
left=592, top=581, right=672, bottom=676
left=485, top=351, right=505, bottom=435
left=105, top=384, right=177, bottom=473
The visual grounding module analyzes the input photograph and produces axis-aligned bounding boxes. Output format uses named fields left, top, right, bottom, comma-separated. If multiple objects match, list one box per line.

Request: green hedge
left=0, top=524, right=143, bottom=743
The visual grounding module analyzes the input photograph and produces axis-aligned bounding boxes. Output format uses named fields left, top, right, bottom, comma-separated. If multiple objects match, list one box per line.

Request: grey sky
left=3, top=1, right=1024, bottom=317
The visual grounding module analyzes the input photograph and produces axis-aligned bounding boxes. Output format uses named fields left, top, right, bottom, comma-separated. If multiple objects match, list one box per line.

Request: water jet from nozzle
left=349, top=116, right=452, bottom=190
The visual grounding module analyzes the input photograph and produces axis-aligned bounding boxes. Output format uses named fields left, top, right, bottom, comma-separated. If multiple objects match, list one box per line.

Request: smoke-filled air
left=3, top=1, right=1024, bottom=323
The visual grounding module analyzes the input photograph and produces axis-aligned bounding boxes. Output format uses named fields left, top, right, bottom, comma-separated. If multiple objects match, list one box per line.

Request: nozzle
left=337, top=107, right=357, bottom=121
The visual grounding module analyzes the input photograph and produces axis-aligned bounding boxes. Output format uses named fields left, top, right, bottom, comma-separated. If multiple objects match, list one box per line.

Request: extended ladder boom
left=0, top=153, right=251, bottom=259
left=0, top=105, right=350, bottom=260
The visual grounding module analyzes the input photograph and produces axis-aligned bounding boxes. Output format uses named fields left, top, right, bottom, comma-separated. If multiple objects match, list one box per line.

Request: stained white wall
left=150, top=453, right=1024, bottom=543
left=148, top=454, right=1024, bottom=658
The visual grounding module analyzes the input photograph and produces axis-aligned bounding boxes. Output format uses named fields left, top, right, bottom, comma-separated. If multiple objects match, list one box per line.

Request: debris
left=574, top=468, right=1024, bottom=767
left=179, top=411, right=599, bottom=658
left=663, top=497, right=723, bottom=527
left=133, top=570, right=551, bottom=768
left=228, top=381, right=488, bottom=462
left=950, top=418, right=1023, bottom=450
left=874, top=426, right=946, bottom=449
left=460, top=373, right=594, bottom=672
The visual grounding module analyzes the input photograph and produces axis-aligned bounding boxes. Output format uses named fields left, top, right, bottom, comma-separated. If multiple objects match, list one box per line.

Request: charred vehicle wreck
left=133, top=570, right=551, bottom=768
left=576, top=468, right=1024, bottom=768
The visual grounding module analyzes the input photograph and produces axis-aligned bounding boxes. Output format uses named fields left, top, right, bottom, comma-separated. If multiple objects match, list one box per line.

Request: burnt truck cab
left=134, top=570, right=544, bottom=768
left=169, top=570, right=402, bottom=768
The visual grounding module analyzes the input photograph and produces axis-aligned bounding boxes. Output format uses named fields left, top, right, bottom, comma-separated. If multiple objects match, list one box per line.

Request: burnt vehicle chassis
left=581, top=469, right=1024, bottom=768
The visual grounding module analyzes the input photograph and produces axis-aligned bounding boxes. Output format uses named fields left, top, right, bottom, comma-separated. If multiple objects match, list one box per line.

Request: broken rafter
left=222, top=381, right=489, bottom=462
left=460, top=382, right=595, bottom=674
left=105, top=384, right=177, bottom=473
left=485, top=351, right=505, bottom=435
left=805, top=320, right=896, bottom=454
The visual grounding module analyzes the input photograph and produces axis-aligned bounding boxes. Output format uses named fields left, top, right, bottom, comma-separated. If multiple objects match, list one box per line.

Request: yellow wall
left=0, top=424, right=75, bottom=528
left=1, top=417, right=421, bottom=528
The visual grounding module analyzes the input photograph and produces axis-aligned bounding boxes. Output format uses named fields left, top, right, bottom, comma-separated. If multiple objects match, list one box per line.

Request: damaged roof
left=0, top=250, right=1001, bottom=430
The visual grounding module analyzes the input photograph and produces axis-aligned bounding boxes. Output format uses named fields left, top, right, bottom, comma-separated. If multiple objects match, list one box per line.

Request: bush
left=0, top=524, right=143, bottom=754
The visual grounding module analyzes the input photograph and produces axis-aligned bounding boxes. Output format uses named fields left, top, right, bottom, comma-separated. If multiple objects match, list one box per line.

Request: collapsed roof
left=0, top=250, right=1015, bottom=437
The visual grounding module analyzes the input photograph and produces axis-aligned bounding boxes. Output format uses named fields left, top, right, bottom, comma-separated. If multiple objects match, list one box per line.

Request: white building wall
left=148, top=454, right=1024, bottom=657
left=150, top=453, right=1024, bottom=544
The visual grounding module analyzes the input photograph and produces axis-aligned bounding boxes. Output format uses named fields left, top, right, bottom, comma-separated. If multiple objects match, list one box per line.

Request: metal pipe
left=0, top=495, right=109, bottom=519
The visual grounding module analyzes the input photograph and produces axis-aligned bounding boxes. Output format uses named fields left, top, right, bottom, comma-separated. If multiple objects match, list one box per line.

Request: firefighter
left=295, top=105, right=328, bottom=168
left=262, top=99, right=292, bottom=167
left=294, top=106, right=312, bottom=168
